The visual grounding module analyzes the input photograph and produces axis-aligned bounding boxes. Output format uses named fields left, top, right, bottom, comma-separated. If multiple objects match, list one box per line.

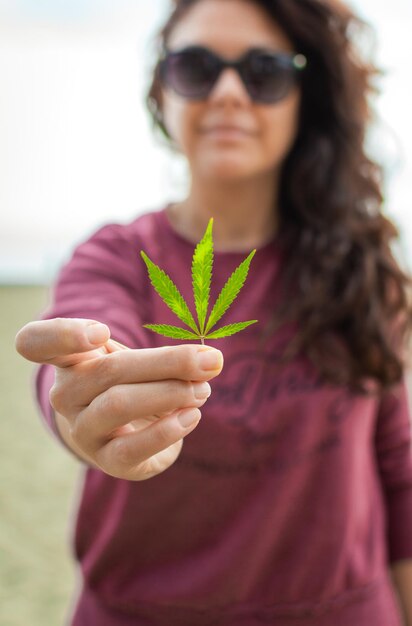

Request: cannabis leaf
left=140, top=218, right=257, bottom=343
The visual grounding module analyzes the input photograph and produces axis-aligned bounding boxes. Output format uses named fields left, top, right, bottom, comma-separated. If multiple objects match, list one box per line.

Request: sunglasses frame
left=159, top=45, right=307, bottom=104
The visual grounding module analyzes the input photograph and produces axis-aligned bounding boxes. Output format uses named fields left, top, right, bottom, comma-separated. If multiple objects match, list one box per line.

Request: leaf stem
left=200, top=336, right=205, bottom=345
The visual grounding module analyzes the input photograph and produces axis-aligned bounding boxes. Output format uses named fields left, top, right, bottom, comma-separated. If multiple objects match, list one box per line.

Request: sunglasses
left=159, top=45, right=307, bottom=104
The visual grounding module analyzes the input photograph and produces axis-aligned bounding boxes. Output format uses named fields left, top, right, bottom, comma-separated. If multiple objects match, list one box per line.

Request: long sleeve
left=375, top=377, right=412, bottom=562
left=34, top=220, right=152, bottom=439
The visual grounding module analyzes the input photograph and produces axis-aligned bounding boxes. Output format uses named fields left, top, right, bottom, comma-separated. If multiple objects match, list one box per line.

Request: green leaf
left=192, top=218, right=213, bottom=334
left=204, top=320, right=258, bottom=339
left=140, top=251, right=199, bottom=333
left=140, top=218, right=258, bottom=343
left=205, top=250, right=256, bottom=334
left=143, top=324, right=200, bottom=340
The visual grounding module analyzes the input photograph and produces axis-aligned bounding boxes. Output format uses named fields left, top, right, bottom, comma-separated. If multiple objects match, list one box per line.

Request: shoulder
left=55, top=207, right=171, bottom=289
left=84, top=207, right=165, bottom=251
left=65, top=207, right=174, bottom=268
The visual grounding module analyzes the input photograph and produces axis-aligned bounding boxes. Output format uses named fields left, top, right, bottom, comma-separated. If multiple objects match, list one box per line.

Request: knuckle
left=172, top=345, right=199, bottom=378
left=111, top=437, right=135, bottom=469
left=93, top=352, right=121, bottom=387
left=100, top=386, right=127, bottom=417
left=69, top=412, right=91, bottom=449
left=55, top=318, right=89, bottom=353
left=173, top=380, right=195, bottom=406
left=55, top=318, right=77, bottom=343
left=49, top=383, right=67, bottom=415
left=155, top=380, right=194, bottom=412
left=155, top=417, right=176, bottom=447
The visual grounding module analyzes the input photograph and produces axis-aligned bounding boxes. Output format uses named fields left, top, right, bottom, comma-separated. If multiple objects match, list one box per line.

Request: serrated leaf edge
left=204, top=320, right=258, bottom=339
left=140, top=251, right=199, bottom=333
left=143, top=324, right=200, bottom=340
left=205, top=249, right=256, bottom=334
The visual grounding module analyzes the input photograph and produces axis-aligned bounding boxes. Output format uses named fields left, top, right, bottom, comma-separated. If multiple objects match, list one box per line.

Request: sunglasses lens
left=241, top=53, right=297, bottom=103
left=160, top=47, right=303, bottom=104
left=162, top=48, right=219, bottom=99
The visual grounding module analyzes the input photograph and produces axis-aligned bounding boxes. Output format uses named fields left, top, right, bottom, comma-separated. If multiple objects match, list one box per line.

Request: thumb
left=15, top=318, right=111, bottom=367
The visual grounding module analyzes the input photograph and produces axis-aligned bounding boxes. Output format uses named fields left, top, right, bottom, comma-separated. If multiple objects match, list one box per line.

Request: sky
left=0, top=0, right=411, bottom=283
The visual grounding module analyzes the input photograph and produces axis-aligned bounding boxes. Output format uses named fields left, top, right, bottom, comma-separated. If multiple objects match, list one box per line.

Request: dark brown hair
left=146, top=0, right=412, bottom=393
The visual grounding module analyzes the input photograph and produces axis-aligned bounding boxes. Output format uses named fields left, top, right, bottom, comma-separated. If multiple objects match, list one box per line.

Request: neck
left=168, top=171, right=280, bottom=252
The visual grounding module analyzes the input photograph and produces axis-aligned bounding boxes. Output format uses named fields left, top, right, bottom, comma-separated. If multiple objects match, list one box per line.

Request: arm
left=391, top=560, right=412, bottom=626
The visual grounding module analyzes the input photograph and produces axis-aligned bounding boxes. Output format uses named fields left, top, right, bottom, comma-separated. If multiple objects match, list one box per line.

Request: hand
left=15, top=318, right=223, bottom=480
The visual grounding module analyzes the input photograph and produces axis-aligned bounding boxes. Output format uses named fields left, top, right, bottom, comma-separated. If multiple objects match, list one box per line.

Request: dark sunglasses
left=159, top=45, right=307, bottom=104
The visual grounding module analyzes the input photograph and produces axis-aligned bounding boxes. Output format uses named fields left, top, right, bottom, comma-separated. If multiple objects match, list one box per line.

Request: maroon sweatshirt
left=36, top=207, right=412, bottom=625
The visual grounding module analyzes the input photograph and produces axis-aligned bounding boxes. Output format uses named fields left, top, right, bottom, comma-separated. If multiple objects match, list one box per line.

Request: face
left=161, top=0, right=302, bottom=182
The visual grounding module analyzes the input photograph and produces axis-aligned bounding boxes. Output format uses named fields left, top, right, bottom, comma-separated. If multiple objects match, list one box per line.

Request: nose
left=208, top=68, right=251, bottom=105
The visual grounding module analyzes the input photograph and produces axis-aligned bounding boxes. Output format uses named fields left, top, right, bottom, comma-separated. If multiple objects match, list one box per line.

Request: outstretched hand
left=15, top=318, right=223, bottom=480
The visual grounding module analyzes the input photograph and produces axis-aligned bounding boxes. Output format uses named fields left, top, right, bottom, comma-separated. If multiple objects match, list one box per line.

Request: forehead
left=167, top=0, right=294, bottom=54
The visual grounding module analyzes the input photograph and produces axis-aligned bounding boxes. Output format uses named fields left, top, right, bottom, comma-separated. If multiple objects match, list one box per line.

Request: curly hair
left=145, top=0, right=412, bottom=393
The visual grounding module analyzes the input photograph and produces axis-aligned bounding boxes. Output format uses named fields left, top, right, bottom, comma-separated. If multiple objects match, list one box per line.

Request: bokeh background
left=1, top=1, right=411, bottom=624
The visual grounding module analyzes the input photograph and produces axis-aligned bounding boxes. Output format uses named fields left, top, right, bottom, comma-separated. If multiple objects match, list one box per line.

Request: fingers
left=101, top=343, right=224, bottom=384
left=70, top=379, right=211, bottom=451
left=51, top=343, right=223, bottom=412
left=95, top=408, right=202, bottom=480
left=15, top=318, right=111, bottom=367
left=91, top=343, right=221, bottom=396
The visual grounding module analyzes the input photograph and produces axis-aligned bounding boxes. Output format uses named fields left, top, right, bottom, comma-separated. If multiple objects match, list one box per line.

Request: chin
left=198, top=153, right=262, bottom=181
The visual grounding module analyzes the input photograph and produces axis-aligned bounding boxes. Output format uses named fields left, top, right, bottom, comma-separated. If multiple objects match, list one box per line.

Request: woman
left=15, top=0, right=412, bottom=624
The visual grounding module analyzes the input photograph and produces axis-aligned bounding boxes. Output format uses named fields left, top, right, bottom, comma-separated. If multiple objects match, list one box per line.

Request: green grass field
left=0, top=286, right=80, bottom=626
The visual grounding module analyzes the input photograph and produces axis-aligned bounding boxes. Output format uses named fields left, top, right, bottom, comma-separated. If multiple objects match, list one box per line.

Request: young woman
left=15, top=0, right=412, bottom=624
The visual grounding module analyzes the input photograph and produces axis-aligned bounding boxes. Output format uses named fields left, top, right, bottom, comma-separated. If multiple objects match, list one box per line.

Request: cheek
left=162, top=93, right=201, bottom=150
left=261, top=94, right=301, bottom=162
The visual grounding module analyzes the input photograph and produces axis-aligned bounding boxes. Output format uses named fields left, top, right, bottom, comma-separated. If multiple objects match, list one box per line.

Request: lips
left=200, top=125, right=255, bottom=138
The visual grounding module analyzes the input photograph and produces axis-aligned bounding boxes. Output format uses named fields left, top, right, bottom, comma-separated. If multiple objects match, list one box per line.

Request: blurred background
left=0, top=0, right=411, bottom=624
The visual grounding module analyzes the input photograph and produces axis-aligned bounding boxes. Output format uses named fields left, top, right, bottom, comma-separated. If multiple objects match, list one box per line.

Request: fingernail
left=197, top=348, right=223, bottom=371
left=193, top=382, right=211, bottom=400
left=86, top=323, right=110, bottom=345
left=177, top=408, right=201, bottom=428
